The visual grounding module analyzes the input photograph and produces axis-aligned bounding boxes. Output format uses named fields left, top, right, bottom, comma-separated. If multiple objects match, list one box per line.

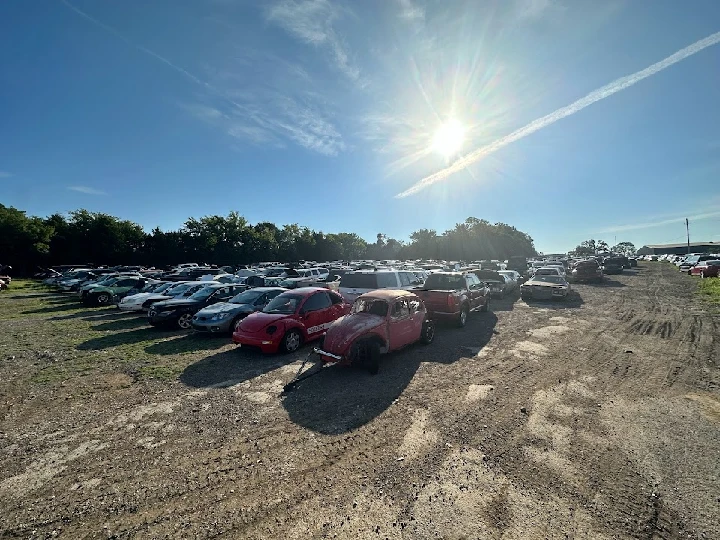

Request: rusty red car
left=690, top=259, right=720, bottom=278
left=314, top=289, right=434, bottom=374
left=232, top=287, right=349, bottom=353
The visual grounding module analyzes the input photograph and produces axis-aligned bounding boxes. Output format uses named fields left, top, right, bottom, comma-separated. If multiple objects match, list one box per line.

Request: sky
left=1, top=0, right=719, bottom=254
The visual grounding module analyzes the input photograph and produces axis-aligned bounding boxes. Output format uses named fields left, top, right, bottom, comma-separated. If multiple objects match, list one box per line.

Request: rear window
left=340, top=273, right=378, bottom=289
left=423, top=274, right=465, bottom=290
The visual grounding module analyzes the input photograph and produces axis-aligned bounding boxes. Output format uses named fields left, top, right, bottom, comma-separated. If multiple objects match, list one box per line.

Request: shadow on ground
left=179, top=347, right=296, bottom=388
left=145, top=333, right=230, bottom=355
left=281, top=312, right=498, bottom=434
left=489, top=292, right=519, bottom=312
left=520, top=291, right=585, bottom=309
left=76, top=327, right=174, bottom=350
left=91, top=316, right=150, bottom=331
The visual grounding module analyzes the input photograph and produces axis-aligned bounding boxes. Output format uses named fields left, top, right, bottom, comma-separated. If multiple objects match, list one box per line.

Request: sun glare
left=431, top=119, right=465, bottom=158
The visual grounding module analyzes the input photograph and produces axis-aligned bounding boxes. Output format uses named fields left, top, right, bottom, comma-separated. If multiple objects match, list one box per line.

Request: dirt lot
left=1, top=263, right=719, bottom=539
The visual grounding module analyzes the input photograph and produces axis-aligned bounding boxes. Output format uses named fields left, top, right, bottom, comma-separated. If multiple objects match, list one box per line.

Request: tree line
left=572, top=239, right=636, bottom=256
left=0, top=204, right=537, bottom=274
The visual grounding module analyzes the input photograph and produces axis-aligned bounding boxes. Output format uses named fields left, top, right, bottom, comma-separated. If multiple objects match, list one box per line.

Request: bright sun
left=431, top=119, right=465, bottom=158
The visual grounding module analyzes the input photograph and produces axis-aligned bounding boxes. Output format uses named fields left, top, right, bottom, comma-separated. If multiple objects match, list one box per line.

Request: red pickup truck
left=414, top=272, right=490, bottom=327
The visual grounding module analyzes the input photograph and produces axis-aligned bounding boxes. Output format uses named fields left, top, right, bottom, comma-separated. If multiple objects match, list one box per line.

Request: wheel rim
left=97, top=294, right=109, bottom=304
left=460, top=309, right=467, bottom=325
left=426, top=324, right=435, bottom=342
left=233, top=318, right=243, bottom=331
left=286, top=332, right=300, bottom=352
left=178, top=313, right=192, bottom=329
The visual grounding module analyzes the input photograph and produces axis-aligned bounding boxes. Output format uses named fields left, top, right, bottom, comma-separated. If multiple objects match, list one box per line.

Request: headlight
left=211, top=313, right=230, bottom=321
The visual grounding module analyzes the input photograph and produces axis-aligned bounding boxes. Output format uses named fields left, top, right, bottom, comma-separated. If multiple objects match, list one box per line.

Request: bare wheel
left=457, top=305, right=469, bottom=328
left=177, top=313, right=193, bottom=329
left=281, top=329, right=302, bottom=353
left=95, top=293, right=111, bottom=305
left=420, top=321, right=435, bottom=344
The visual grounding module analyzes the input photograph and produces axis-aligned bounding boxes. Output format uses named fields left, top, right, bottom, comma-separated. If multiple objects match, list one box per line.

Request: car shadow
left=49, top=307, right=118, bottom=321
left=145, top=333, right=230, bottom=356
left=23, top=301, right=95, bottom=315
left=490, top=293, right=519, bottom=312
left=76, top=327, right=174, bottom=351
left=521, top=291, right=585, bottom=309
left=281, top=312, right=499, bottom=434
left=179, top=347, right=299, bottom=388
left=91, top=316, right=149, bottom=331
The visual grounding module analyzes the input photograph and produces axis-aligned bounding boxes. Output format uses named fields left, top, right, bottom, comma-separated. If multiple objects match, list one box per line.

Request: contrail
left=396, top=31, right=720, bottom=198
left=61, top=0, right=208, bottom=88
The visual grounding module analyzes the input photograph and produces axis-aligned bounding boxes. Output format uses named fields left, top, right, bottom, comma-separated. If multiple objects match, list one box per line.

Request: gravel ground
left=1, top=263, right=719, bottom=539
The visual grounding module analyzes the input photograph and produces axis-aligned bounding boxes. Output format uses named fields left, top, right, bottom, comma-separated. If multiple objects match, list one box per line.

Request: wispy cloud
left=596, top=209, right=720, bottom=234
left=397, top=0, right=425, bottom=21
left=266, top=0, right=360, bottom=81
left=67, top=186, right=107, bottom=195
left=396, top=30, right=720, bottom=198
left=0, top=171, right=13, bottom=178
left=63, top=0, right=346, bottom=156
left=515, top=0, right=554, bottom=19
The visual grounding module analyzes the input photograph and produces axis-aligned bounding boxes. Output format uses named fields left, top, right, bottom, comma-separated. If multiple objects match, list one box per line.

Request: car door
left=389, top=299, right=415, bottom=349
left=299, top=291, right=334, bottom=338
left=465, top=274, right=480, bottom=309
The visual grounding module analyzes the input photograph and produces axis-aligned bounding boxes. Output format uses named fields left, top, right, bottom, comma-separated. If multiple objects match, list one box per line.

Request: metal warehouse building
left=637, top=241, right=720, bottom=255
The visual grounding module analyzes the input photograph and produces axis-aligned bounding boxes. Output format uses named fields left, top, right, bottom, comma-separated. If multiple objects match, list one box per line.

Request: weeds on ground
left=698, top=277, right=720, bottom=305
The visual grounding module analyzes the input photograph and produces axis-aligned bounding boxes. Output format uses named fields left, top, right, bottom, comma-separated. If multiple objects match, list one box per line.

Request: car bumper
left=148, top=311, right=179, bottom=325
left=522, top=288, right=567, bottom=300
left=191, top=319, right=233, bottom=333
left=427, top=310, right=462, bottom=320
left=231, top=331, right=279, bottom=353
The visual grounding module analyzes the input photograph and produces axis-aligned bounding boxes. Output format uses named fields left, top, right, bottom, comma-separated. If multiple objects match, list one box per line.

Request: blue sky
left=1, top=0, right=719, bottom=254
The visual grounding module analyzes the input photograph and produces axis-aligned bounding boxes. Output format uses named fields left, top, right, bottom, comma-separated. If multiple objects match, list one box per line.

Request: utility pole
left=686, top=218, right=690, bottom=254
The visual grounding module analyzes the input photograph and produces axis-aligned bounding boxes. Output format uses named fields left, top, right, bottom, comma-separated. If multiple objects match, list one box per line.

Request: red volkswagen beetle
left=315, top=289, right=434, bottom=374
left=690, top=259, right=720, bottom=278
left=232, top=287, right=349, bottom=353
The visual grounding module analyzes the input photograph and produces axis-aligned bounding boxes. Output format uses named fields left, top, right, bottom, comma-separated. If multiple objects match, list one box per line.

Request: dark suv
left=602, top=257, right=625, bottom=275
left=571, top=260, right=603, bottom=283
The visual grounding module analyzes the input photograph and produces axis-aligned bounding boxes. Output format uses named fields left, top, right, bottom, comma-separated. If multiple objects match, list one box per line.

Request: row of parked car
left=39, top=262, right=549, bottom=373
left=655, top=253, right=720, bottom=277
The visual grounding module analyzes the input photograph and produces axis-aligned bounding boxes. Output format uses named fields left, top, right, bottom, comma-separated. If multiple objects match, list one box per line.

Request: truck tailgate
left=415, top=289, right=455, bottom=311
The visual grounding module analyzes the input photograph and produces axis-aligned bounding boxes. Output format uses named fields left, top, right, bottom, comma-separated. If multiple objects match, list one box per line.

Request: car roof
left=278, top=287, right=330, bottom=297
left=246, top=286, right=287, bottom=292
left=358, top=289, right=417, bottom=301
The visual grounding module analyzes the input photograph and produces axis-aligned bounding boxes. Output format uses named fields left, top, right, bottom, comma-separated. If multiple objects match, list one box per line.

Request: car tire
left=365, top=341, right=381, bottom=375
left=700, top=271, right=705, bottom=279
left=457, top=304, right=469, bottom=328
left=281, top=329, right=302, bottom=354
left=420, top=320, right=435, bottom=344
left=177, top=312, right=193, bottom=329
left=95, top=293, right=111, bottom=305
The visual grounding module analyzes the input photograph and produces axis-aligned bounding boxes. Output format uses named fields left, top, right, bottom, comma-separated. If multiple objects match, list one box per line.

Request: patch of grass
left=699, top=277, right=720, bottom=305
left=6, top=278, right=52, bottom=291
left=136, top=364, right=183, bottom=381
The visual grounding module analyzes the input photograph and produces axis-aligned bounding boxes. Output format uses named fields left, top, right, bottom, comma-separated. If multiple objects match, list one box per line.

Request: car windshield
left=189, top=286, right=218, bottom=300
left=423, top=274, right=465, bottom=290
left=535, top=269, right=558, bottom=275
left=263, top=294, right=302, bottom=314
left=166, top=284, right=191, bottom=295
left=352, top=298, right=389, bottom=316
left=96, top=277, right=119, bottom=286
left=532, top=276, right=566, bottom=284
left=230, top=290, right=265, bottom=304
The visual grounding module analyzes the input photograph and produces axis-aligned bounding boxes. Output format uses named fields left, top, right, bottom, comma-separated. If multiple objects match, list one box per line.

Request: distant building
left=637, top=241, right=719, bottom=256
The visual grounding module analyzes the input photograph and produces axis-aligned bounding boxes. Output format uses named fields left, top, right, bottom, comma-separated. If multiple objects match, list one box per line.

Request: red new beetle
left=315, top=289, right=434, bottom=374
left=232, top=287, right=349, bottom=353
left=690, top=259, right=720, bottom=278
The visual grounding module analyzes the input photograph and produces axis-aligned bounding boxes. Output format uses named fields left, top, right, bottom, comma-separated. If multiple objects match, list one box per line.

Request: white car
left=534, top=266, right=565, bottom=278
left=117, top=281, right=217, bottom=312
left=498, top=270, right=522, bottom=292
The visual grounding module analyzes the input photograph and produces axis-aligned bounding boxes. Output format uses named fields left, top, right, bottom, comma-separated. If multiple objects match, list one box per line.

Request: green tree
left=612, top=242, right=636, bottom=256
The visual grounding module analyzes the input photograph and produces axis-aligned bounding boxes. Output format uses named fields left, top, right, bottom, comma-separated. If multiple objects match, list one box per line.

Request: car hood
left=153, top=299, right=200, bottom=310
left=122, top=292, right=155, bottom=303
left=526, top=280, right=566, bottom=288
left=238, top=311, right=292, bottom=333
left=197, top=302, right=254, bottom=316
left=322, top=314, right=385, bottom=355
